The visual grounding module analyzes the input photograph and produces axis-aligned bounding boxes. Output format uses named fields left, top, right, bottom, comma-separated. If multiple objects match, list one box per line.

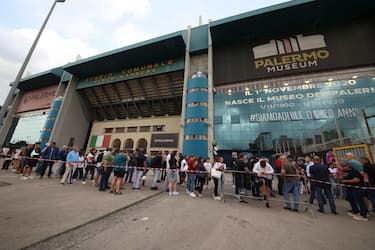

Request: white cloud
left=115, top=23, right=154, bottom=47
left=0, top=27, right=98, bottom=104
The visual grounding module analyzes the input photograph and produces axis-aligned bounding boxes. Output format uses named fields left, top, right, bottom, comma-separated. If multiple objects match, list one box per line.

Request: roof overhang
left=17, top=67, right=64, bottom=91
left=210, top=0, right=375, bottom=46
left=63, top=31, right=186, bottom=79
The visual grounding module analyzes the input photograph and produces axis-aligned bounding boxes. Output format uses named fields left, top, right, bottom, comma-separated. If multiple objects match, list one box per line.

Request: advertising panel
left=16, top=85, right=58, bottom=113
left=151, top=133, right=179, bottom=148
left=213, top=20, right=375, bottom=84
left=214, top=77, right=375, bottom=152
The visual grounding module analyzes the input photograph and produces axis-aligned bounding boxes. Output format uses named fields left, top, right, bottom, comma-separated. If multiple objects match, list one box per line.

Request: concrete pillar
left=207, top=20, right=214, bottom=158
left=0, top=91, right=22, bottom=146
left=178, top=25, right=191, bottom=154
left=49, top=77, right=91, bottom=148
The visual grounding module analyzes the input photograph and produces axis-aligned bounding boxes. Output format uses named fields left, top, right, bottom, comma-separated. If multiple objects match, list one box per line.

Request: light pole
left=0, top=0, right=65, bottom=126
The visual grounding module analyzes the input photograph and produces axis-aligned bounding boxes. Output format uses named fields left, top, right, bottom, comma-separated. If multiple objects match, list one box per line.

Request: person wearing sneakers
left=61, top=146, right=80, bottom=185
left=167, top=151, right=179, bottom=196
left=341, top=160, right=368, bottom=221
left=212, top=156, right=227, bottom=201
left=187, top=155, right=197, bottom=197
left=111, top=150, right=128, bottom=195
left=22, top=142, right=41, bottom=180
left=253, top=159, right=274, bottom=208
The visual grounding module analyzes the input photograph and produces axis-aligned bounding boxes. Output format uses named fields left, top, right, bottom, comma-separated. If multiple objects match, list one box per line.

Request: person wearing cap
left=341, top=160, right=368, bottom=221
left=309, top=156, right=337, bottom=214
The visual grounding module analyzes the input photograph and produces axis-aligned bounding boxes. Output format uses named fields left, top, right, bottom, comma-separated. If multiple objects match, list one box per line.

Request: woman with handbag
left=212, top=156, right=226, bottom=200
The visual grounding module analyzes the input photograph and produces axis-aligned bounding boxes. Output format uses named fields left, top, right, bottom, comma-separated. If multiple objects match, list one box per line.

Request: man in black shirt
left=359, top=157, right=375, bottom=213
left=341, top=161, right=367, bottom=221
left=309, top=156, right=337, bottom=214
left=235, top=153, right=250, bottom=203
left=150, top=152, right=162, bottom=190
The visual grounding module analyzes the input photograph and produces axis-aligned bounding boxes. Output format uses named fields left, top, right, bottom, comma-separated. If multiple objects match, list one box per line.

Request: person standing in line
left=274, top=155, right=283, bottom=195
left=124, top=151, right=136, bottom=184
left=196, top=157, right=207, bottom=197
left=309, top=156, right=337, bottom=214
left=203, top=157, right=212, bottom=189
left=72, top=150, right=85, bottom=183
left=186, top=155, right=197, bottom=197
left=150, top=151, right=162, bottom=190
left=160, top=150, right=168, bottom=182
left=179, top=155, right=188, bottom=187
left=341, top=161, right=368, bottom=221
left=93, top=150, right=104, bottom=186
left=281, top=155, right=300, bottom=212
left=40, top=142, right=59, bottom=179
left=234, top=153, right=249, bottom=203
left=22, top=143, right=41, bottom=180
left=305, top=156, right=316, bottom=204
left=54, top=146, right=67, bottom=178
left=345, top=153, right=364, bottom=173
left=253, top=159, right=274, bottom=208
left=133, top=150, right=147, bottom=190
left=60, top=146, right=80, bottom=185
left=99, top=148, right=115, bottom=191
left=360, top=157, right=375, bottom=213
left=82, top=148, right=97, bottom=184
left=328, top=162, right=340, bottom=198
left=167, top=151, right=179, bottom=196
left=111, top=150, right=128, bottom=195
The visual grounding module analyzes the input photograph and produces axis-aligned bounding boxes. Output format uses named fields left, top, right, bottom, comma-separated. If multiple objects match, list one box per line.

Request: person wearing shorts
left=111, top=150, right=128, bottom=195
left=22, top=143, right=41, bottom=180
left=167, top=151, right=179, bottom=196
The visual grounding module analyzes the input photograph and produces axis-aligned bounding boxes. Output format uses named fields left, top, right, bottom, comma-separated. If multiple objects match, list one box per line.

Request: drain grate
left=0, top=182, right=11, bottom=187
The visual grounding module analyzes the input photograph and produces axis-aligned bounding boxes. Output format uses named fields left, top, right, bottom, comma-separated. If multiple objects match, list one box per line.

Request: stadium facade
left=1, top=0, right=375, bottom=159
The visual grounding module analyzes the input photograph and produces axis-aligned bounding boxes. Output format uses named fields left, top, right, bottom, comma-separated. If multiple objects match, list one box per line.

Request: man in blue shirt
left=61, top=146, right=80, bottom=185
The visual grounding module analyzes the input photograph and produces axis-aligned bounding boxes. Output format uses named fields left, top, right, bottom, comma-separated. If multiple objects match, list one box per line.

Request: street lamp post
left=0, top=0, right=65, bottom=126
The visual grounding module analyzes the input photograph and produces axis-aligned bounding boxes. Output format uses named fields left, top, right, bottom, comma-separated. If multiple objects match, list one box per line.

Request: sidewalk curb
left=21, top=191, right=163, bottom=250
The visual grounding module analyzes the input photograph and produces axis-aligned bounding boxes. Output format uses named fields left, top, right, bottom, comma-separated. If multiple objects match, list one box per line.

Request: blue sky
left=0, top=0, right=289, bottom=103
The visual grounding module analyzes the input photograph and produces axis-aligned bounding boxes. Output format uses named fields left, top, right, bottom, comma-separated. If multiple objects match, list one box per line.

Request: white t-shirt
left=306, top=162, right=314, bottom=177
left=329, top=167, right=338, bottom=176
left=253, top=161, right=274, bottom=180
left=77, top=156, right=85, bottom=168
left=204, top=162, right=212, bottom=173
left=213, top=162, right=226, bottom=171
left=180, top=159, right=188, bottom=171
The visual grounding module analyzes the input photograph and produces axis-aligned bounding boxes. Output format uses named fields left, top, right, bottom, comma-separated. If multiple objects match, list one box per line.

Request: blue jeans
left=315, top=184, right=336, bottom=213
left=347, top=187, right=367, bottom=217
left=99, top=167, right=112, bottom=191
left=187, top=173, right=196, bottom=193
left=125, top=167, right=134, bottom=182
left=283, top=182, right=299, bottom=209
left=151, top=169, right=161, bottom=188
left=330, top=177, right=341, bottom=197
left=133, top=170, right=144, bottom=189
left=367, top=188, right=375, bottom=211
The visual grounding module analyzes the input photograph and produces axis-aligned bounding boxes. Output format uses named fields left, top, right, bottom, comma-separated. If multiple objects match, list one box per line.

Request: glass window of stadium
left=214, top=74, right=375, bottom=155
left=11, top=113, right=48, bottom=144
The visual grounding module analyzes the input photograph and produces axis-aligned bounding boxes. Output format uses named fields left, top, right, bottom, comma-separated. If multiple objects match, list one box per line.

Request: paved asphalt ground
left=1, top=165, right=375, bottom=250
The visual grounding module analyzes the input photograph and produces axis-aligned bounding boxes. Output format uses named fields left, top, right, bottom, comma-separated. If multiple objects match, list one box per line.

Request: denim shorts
left=167, top=170, right=178, bottom=182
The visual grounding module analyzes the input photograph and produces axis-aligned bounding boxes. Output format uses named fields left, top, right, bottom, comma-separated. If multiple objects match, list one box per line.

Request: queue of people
left=1, top=144, right=375, bottom=222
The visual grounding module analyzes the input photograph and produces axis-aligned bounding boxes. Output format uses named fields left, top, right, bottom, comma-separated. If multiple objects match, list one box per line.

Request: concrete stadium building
left=1, top=0, right=375, bottom=159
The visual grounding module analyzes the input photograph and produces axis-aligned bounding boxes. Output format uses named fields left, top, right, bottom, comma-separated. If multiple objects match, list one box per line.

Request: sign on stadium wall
left=16, top=85, right=58, bottom=113
left=76, top=58, right=185, bottom=89
left=150, top=133, right=179, bottom=148
left=213, top=20, right=375, bottom=84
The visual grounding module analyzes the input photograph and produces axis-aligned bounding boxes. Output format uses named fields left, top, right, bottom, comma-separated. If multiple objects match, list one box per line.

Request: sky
left=0, top=0, right=289, bottom=104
